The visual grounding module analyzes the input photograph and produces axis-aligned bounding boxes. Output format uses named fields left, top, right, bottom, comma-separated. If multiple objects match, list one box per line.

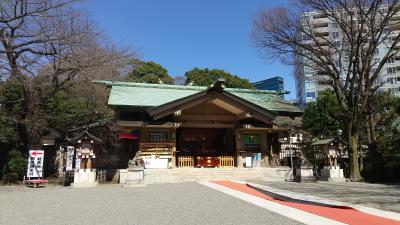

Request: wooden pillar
left=87, top=158, right=92, bottom=169
left=235, top=129, right=244, bottom=168
left=262, top=131, right=269, bottom=167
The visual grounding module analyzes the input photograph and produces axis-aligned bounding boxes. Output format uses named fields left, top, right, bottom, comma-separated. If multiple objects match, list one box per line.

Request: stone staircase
left=143, top=167, right=292, bottom=184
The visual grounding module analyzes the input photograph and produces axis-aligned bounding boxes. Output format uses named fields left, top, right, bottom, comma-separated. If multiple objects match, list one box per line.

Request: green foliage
left=0, top=81, right=20, bottom=178
left=302, top=90, right=342, bottom=138
left=2, top=149, right=27, bottom=183
left=46, top=90, right=87, bottom=132
left=369, top=93, right=400, bottom=155
left=46, top=84, right=113, bottom=135
left=0, top=80, right=25, bottom=117
left=126, top=60, right=174, bottom=84
left=184, top=68, right=255, bottom=89
left=0, top=101, right=17, bottom=147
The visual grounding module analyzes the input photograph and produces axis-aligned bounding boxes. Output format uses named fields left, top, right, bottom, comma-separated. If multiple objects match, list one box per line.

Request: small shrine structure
left=68, top=131, right=103, bottom=188
left=312, top=137, right=346, bottom=182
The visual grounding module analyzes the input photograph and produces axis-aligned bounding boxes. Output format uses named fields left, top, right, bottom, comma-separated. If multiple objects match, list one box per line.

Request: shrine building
left=96, top=79, right=303, bottom=169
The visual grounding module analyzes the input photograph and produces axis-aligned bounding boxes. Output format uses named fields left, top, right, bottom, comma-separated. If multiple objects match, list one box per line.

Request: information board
left=27, top=150, right=44, bottom=178
left=242, top=134, right=260, bottom=144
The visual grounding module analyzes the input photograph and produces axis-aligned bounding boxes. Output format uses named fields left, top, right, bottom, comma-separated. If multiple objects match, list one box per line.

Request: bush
left=2, top=149, right=27, bottom=184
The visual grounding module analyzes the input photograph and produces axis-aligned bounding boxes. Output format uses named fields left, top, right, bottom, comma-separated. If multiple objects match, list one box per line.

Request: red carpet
left=212, top=181, right=400, bottom=225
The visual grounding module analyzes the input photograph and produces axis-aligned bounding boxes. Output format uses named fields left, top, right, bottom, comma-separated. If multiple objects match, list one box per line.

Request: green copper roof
left=228, top=91, right=301, bottom=114
left=95, top=80, right=302, bottom=114
left=108, top=85, right=202, bottom=107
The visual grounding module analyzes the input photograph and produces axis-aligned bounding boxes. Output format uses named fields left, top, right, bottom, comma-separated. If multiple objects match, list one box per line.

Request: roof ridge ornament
left=209, top=78, right=226, bottom=92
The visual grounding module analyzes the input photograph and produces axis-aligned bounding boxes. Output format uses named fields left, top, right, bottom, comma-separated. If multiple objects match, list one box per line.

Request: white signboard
left=66, top=146, right=75, bottom=171
left=144, top=159, right=168, bottom=169
left=27, top=150, right=44, bottom=178
left=245, top=157, right=252, bottom=168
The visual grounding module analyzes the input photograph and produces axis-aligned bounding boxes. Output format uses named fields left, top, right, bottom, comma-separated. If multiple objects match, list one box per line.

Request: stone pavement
left=249, top=179, right=400, bottom=213
left=0, top=183, right=302, bottom=225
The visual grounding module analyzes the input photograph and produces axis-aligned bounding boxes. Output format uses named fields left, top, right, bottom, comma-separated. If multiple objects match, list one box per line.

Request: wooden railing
left=139, top=142, right=175, bottom=159
left=178, top=156, right=194, bottom=167
left=219, top=156, right=234, bottom=167
left=139, top=142, right=175, bottom=151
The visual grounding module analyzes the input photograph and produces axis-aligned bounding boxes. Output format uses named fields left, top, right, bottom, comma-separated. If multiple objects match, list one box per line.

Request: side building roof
left=95, top=80, right=303, bottom=116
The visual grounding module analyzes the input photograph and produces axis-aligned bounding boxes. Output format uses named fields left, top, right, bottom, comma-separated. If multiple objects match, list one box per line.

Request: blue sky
left=84, top=0, right=295, bottom=99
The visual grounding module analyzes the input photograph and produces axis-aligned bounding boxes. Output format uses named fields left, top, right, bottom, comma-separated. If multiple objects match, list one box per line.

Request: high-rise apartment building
left=296, top=8, right=400, bottom=107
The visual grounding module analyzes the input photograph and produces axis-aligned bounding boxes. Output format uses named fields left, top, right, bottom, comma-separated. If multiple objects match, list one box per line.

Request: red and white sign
left=27, top=150, right=44, bottom=178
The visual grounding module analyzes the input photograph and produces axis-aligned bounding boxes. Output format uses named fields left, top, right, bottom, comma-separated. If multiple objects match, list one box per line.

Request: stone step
left=140, top=167, right=291, bottom=184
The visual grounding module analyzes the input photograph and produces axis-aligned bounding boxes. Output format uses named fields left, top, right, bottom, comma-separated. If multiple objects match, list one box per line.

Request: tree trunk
left=347, top=126, right=363, bottom=181
left=367, top=102, right=384, bottom=181
left=16, top=122, right=30, bottom=153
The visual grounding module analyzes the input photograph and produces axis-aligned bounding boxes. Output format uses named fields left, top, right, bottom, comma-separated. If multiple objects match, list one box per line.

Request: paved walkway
left=2, top=180, right=399, bottom=225
left=249, top=179, right=400, bottom=213
left=0, top=183, right=301, bottom=225
left=201, top=180, right=400, bottom=225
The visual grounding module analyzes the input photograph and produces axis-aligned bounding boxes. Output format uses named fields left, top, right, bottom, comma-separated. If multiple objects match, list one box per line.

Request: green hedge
left=2, top=149, right=27, bottom=184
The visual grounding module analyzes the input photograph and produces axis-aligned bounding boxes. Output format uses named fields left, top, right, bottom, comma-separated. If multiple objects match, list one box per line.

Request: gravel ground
left=250, top=179, right=400, bottom=213
left=0, top=183, right=302, bottom=225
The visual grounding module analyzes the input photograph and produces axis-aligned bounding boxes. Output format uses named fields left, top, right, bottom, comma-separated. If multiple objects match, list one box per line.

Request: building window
left=335, top=60, right=342, bottom=67
left=302, top=34, right=311, bottom=41
left=374, top=48, right=379, bottom=55
left=389, top=88, right=399, bottom=95
left=305, top=81, right=315, bottom=89
left=387, top=67, right=396, bottom=74
left=333, top=41, right=341, bottom=47
left=306, top=92, right=316, bottom=98
left=149, top=132, right=167, bottom=142
left=332, top=32, right=339, bottom=39
left=332, top=22, right=338, bottom=28
left=388, top=57, right=395, bottom=63
left=318, top=81, right=333, bottom=86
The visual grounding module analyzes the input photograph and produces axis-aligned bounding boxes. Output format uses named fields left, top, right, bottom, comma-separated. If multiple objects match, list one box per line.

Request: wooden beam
left=117, top=120, right=144, bottom=127
left=237, top=111, right=252, bottom=120
left=145, top=122, right=177, bottom=128
left=180, top=122, right=235, bottom=128
left=236, top=127, right=273, bottom=131
left=175, top=114, right=236, bottom=121
left=117, top=120, right=180, bottom=128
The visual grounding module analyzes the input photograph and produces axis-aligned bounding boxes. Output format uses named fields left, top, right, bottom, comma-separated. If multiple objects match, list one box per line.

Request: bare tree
left=0, top=0, right=131, bottom=150
left=252, top=0, right=400, bottom=181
